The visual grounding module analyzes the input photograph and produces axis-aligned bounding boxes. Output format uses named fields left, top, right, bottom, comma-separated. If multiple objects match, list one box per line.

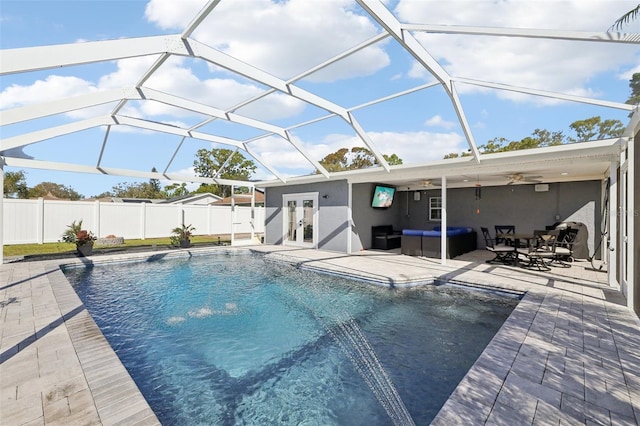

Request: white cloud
left=160, top=166, right=202, bottom=191
left=424, top=114, right=456, bottom=129
left=245, top=129, right=466, bottom=173
left=1, top=54, right=306, bottom=123
left=618, top=60, right=640, bottom=80
left=144, top=0, right=206, bottom=30
left=145, top=0, right=390, bottom=82
left=370, top=130, right=466, bottom=163
left=246, top=135, right=313, bottom=171
left=97, top=56, right=158, bottom=89
left=395, top=0, right=640, bottom=100
left=98, top=55, right=308, bottom=121
left=0, top=75, right=96, bottom=109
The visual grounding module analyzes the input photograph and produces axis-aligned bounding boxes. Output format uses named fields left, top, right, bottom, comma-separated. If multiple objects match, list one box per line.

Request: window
left=429, top=197, right=442, bottom=221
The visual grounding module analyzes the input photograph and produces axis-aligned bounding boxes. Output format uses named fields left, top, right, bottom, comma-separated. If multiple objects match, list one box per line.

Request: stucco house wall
left=264, top=180, right=350, bottom=252
left=350, top=183, right=403, bottom=251
left=398, top=180, right=602, bottom=258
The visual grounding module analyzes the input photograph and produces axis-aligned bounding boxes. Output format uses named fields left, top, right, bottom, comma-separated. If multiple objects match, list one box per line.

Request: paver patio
left=1, top=245, right=638, bottom=425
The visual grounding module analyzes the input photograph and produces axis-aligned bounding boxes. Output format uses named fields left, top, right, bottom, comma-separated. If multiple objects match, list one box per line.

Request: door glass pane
left=303, top=199, right=314, bottom=243
left=287, top=200, right=297, bottom=242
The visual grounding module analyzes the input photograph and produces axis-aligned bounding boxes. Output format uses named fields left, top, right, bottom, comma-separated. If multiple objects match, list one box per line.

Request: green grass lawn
left=3, top=235, right=229, bottom=257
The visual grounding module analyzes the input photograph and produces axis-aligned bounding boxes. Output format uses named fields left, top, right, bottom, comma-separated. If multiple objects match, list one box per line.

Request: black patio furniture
left=371, top=225, right=401, bottom=250
left=494, top=225, right=516, bottom=246
left=481, top=227, right=516, bottom=264
left=551, top=228, right=578, bottom=266
left=517, top=231, right=558, bottom=271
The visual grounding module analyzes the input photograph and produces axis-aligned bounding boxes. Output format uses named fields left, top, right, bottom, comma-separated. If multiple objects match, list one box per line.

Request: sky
left=1, top=0, right=639, bottom=198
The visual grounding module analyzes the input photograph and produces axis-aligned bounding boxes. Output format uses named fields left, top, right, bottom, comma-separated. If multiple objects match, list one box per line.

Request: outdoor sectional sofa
left=401, top=226, right=477, bottom=259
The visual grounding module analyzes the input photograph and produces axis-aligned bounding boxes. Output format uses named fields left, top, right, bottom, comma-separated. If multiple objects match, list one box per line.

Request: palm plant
left=611, top=4, right=640, bottom=30
left=170, top=223, right=196, bottom=247
left=62, top=220, right=96, bottom=247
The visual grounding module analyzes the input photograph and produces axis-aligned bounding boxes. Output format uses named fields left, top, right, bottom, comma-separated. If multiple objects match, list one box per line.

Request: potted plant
left=62, top=220, right=97, bottom=257
left=170, top=224, right=195, bottom=248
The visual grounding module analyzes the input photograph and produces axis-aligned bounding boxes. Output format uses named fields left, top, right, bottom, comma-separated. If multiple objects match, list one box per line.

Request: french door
left=283, top=193, right=318, bottom=248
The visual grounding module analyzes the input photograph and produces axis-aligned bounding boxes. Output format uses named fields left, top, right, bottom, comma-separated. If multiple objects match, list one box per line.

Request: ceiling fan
left=418, top=179, right=441, bottom=188
left=505, top=173, right=542, bottom=185
left=403, top=179, right=441, bottom=191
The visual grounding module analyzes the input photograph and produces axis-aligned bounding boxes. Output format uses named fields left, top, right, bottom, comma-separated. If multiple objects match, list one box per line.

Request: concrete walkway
left=1, top=246, right=639, bottom=425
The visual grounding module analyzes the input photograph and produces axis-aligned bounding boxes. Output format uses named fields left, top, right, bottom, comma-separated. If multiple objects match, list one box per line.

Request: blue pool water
left=64, top=251, right=518, bottom=425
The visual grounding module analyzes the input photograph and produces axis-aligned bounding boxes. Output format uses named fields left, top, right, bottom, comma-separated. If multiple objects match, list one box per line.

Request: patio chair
left=494, top=225, right=516, bottom=246
left=481, top=227, right=515, bottom=264
left=517, top=232, right=557, bottom=271
left=371, top=225, right=401, bottom=250
left=551, top=228, right=578, bottom=267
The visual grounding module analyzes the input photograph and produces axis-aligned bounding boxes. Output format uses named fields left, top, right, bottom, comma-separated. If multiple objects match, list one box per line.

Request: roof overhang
left=259, top=137, right=623, bottom=189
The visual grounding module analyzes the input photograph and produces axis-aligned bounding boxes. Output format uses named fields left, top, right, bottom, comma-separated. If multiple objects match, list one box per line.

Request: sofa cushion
left=421, top=230, right=441, bottom=237
left=423, top=229, right=464, bottom=237
left=402, top=229, right=424, bottom=236
left=372, top=225, right=394, bottom=236
left=433, top=226, right=473, bottom=233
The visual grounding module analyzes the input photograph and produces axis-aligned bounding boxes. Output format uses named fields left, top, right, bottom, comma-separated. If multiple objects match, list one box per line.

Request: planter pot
left=179, top=239, right=191, bottom=248
left=97, top=237, right=124, bottom=246
left=76, top=243, right=94, bottom=257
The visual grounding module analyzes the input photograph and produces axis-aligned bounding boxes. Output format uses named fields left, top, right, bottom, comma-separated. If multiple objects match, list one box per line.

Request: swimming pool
left=64, top=251, right=518, bottom=425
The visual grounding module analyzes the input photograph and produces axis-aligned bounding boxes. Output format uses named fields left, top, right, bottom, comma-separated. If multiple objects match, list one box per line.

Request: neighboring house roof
left=163, top=193, right=223, bottom=205
left=69, top=193, right=225, bottom=204
left=113, top=197, right=165, bottom=204
left=211, top=191, right=265, bottom=206
left=80, top=197, right=165, bottom=203
left=87, top=197, right=116, bottom=203
left=32, top=191, right=71, bottom=201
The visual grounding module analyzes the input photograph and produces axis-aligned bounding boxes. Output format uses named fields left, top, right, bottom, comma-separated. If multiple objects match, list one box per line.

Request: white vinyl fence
left=2, top=198, right=265, bottom=245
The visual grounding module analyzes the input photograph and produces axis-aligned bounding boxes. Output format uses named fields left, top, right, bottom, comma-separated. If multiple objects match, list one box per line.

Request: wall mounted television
left=371, top=185, right=396, bottom=208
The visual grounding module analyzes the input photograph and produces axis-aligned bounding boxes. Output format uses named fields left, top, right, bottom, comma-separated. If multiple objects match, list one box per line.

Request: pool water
left=64, top=251, right=518, bottom=425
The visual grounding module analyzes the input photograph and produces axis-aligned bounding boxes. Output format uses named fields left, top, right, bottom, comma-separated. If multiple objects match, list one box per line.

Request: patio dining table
left=496, top=233, right=539, bottom=265
left=497, top=232, right=538, bottom=245
left=500, top=232, right=559, bottom=267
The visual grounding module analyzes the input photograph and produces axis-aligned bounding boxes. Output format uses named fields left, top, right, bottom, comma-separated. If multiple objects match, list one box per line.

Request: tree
left=318, top=147, right=403, bottom=172
left=382, top=153, right=403, bottom=166
left=149, top=167, right=161, bottom=193
left=3, top=170, right=29, bottom=198
left=611, top=4, right=640, bottom=30
left=567, top=116, right=624, bottom=142
left=529, top=128, right=564, bottom=146
left=193, top=148, right=256, bottom=197
left=95, top=167, right=164, bottom=199
left=162, top=182, right=190, bottom=198
left=443, top=151, right=472, bottom=159
left=443, top=116, right=624, bottom=159
left=626, top=72, right=640, bottom=106
left=318, top=148, right=350, bottom=172
left=105, top=181, right=162, bottom=199
left=28, top=182, right=83, bottom=200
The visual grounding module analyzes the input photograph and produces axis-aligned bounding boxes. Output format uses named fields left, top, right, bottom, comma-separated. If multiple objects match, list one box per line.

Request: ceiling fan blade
left=419, top=179, right=441, bottom=187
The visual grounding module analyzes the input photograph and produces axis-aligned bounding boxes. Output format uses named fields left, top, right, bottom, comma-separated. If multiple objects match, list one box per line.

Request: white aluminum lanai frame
left=0, top=0, right=637, bottom=308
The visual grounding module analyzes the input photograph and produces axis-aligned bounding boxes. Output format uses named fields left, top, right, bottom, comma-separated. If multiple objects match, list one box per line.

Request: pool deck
left=1, top=245, right=638, bottom=425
